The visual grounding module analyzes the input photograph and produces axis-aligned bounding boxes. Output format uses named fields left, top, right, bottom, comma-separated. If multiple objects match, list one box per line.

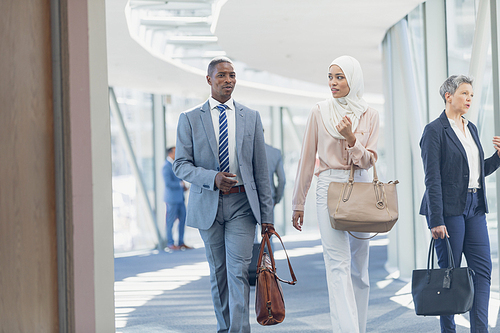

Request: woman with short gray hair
left=439, top=75, right=474, bottom=102
left=419, top=74, right=500, bottom=332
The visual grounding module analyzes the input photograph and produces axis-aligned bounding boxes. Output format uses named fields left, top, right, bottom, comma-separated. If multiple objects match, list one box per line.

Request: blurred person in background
left=162, top=146, right=191, bottom=251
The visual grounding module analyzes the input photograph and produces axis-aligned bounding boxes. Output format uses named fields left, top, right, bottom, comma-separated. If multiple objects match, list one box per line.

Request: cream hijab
left=318, top=55, right=369, bottom=139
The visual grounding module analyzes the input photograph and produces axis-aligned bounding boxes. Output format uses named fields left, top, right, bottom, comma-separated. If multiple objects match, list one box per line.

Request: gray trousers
left=199, top=192, right=257, bottom=333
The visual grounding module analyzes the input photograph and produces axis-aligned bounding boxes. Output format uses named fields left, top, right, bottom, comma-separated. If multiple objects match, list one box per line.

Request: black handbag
left=412, top=237, right=475, bottom=316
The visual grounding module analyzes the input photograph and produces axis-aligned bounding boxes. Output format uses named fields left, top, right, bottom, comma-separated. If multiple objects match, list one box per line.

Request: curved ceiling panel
left=106, top=0, right=424, bottom=106
left=215, top=0, right=424, bottom=94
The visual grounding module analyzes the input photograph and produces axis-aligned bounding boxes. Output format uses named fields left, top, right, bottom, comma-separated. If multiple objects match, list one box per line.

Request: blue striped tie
left=217, top=104, right=229, bottom=173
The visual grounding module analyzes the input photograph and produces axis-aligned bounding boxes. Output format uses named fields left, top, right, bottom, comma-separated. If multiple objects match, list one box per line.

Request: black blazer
left=419, top=110, right=500, bottom=229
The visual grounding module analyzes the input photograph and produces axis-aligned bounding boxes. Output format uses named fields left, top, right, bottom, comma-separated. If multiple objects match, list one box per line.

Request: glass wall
left=446, top=0, right=499, bottom=294
left=446, top=0, right=477, bottom=75
left=111, top=87, right=157, bottom=253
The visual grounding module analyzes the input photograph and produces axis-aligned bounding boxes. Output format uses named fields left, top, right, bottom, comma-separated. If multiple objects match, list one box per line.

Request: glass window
left=446, top=0, right=498, bottom=294
left=407, top=5, right=427, bottom=123
left=446, top=0, right=476, bottom=74
left=478, top=69, right=498, bottom=293
left=111, top=87, right=157, bottom=253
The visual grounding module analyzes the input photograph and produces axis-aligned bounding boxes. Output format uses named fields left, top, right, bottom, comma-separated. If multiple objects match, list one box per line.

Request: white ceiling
left=106, top=0, right=424, bottom=106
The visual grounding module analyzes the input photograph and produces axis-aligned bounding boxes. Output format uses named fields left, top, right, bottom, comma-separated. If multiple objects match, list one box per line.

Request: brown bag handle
left=256, top=228, right=297, bottom=285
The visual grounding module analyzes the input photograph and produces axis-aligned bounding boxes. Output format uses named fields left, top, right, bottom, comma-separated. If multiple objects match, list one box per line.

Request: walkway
left=114, top=230, right=500, bottom=332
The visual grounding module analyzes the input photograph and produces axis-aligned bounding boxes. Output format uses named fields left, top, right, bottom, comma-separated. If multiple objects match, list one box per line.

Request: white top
left=448, top=117, right=481, bottom=189
left=209, top=97, right=243, bottom=185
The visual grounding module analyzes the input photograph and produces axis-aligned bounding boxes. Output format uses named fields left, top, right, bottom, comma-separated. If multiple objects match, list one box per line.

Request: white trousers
left=316, top=169, right=371, bottom=333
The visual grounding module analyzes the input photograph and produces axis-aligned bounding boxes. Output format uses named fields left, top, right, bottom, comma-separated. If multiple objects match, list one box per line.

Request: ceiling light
left=203, top=51, right=227, bottom=57
left=141, top=16, right=210, bottom=25
left=168, top=36, right=218, bottom=42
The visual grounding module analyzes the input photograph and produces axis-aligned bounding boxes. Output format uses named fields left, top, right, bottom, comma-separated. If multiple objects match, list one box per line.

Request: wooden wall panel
left=0, top=0, right=59, bottom=331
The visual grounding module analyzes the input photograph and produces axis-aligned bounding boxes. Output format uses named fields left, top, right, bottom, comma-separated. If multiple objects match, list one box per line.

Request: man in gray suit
left=173, top=57, right=274, bottom=333
left=265, top=143, right=286, bottom=206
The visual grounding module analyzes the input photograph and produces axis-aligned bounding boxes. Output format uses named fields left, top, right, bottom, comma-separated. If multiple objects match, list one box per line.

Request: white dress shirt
left=209, top=97, right=243, bottom=186
left=448, top=117, right=481, bottom=189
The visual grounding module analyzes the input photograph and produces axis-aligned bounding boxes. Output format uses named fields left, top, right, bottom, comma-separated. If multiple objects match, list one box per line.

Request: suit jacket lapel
left=235, top=101, right=245, bottom=159
left=439, top=111, right=467, bottom=162
left=200, top=101, right=218, bottom=160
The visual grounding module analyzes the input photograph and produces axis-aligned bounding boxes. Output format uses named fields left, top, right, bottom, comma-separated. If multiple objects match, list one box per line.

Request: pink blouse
left=292, top=104, right=380, bottom=211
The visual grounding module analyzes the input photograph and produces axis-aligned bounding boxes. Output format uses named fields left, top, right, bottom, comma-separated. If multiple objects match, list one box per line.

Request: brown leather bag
left=255, top=228, right=297, bottom=326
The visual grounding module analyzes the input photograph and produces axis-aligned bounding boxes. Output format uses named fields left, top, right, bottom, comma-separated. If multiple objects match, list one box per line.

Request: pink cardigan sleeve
left=348, top=108, right=379, bottom=169
left=292, top=107, right=319, bottom=211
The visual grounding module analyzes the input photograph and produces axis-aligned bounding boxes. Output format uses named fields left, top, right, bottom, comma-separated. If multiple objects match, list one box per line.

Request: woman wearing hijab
left=291, top=55, right=379, bottom=333
left=420, top=75, right=500, bottom=332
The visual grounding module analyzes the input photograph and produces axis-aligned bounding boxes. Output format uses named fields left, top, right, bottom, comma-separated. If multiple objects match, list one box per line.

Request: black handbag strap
left=427, top=237, right=455, bottom=271
left=256, top=228, right=297, bottom=285
left=426, top=237, right=463, bottom=288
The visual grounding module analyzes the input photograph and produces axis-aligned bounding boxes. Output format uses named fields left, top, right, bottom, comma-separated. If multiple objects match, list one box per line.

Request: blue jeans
left=165, top=202, right=186, bottom=246
left=433, top=190, right=491, bottom=333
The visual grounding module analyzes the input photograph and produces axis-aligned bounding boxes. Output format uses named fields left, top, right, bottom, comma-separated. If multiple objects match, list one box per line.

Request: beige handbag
left=327, top=159, right=399, bottom=238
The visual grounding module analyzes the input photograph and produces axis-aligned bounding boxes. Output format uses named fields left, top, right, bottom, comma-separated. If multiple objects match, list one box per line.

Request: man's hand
left=214, top=172, right=238, bottom=192
left=261, top=223, right=274, bottom=236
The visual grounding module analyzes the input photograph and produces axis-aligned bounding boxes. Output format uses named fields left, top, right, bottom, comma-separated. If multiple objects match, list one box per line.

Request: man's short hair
left=207, top=56, right=233, bottom=77
left=167, top=146, right=175, bottom=155
left=439, top=75, right=474, bottom=104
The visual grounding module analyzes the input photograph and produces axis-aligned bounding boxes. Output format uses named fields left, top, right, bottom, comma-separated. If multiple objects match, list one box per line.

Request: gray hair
left=439, top=75, right=474, bottom=103
left=207, top=56, right=233, bottom=77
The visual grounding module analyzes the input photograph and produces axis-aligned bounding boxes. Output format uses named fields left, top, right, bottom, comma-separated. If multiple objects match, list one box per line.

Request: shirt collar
left=167, top=156, right=174, bottom=164
left=209, top=97, right=234, bottom=111
left=448, top=116, right=469, bottom=127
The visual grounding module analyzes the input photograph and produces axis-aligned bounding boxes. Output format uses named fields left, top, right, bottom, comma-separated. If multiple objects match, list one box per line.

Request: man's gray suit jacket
left=265, top=144, right=286, bottom=205
left=173, top=100, right=274, bottom=230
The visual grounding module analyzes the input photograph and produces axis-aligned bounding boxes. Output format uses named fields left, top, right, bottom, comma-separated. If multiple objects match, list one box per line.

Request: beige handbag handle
left=345, top=155, right=384, bottom=208
left=346, top=154, right=380, bottom=240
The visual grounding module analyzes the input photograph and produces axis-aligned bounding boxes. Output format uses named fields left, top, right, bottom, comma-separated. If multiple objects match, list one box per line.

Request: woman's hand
left=493, top=136, right=500, bottom=157
left=336, top=116, right=356, bottom=147
left=431, top=225, right=449, bottom=239
left=291, top=210, right=304, bottom=231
